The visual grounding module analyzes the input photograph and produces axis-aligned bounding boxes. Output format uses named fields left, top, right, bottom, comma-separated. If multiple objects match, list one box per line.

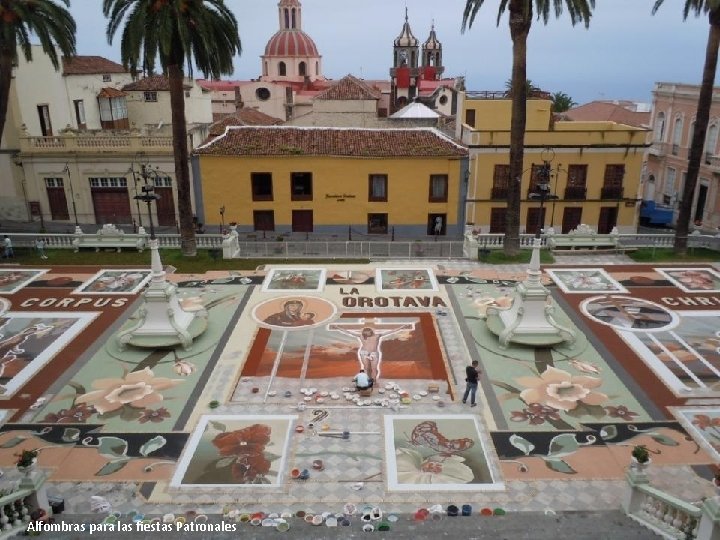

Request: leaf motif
left=215, top=457, right=235, bottom=469
left=67, top=382, right=87, bottom=395
left=543, top=458, right=577, bottom=475
left=509, top=434, right=535, bottom=456
left=95, top=460, right=128, bottom=477
left=490, top=380, right=522, bottom=394
left=61, top=428, right=80, bottom=443
left=599, top=425, right=618, bottom=440
left=0, top=436, right=26, bottom=448
left=547, top=434, right=580, bottom=458
left=139, top=435, right=167, bottom=457
left=263, top=451, right=282, bottom=462
left=649, top=432, right=679, bottom=447
left=565, top=403, right=607, bottom=419
left=119, top=406, right=143, bottom=422
left=209, top=421, right=227, bottom=433
left=95, top=437, right=129, bottom=460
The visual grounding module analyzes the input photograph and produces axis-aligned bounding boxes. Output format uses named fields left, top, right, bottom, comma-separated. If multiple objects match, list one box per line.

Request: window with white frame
left=663, top=167, right=676, bottom=205
left=44, top=177, right=64, bottom=188
left=152, top=175, right=172, bottom=187
left=654, top=112, right=665, bottom=142
left=89, top=177, right=128, bottom=188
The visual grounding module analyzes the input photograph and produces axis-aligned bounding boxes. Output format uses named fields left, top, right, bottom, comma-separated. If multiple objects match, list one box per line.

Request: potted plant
left=631, top=445, right=650, bottom=469
left=16, top=449, right=38, bottom=473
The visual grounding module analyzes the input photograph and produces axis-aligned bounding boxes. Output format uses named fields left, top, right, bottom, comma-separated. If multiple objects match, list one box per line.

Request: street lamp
left=64, top=163, right=80, bottom=229
left=134, top=167, right=161, bottom=239
left=528, top=151, right=559, bottom=239
left=219, top=205, right=226, bottom=234
left=129, top=164, right=144, bottom=229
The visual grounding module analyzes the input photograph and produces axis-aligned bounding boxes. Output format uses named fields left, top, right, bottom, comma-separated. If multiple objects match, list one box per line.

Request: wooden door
left=292, top=210, right=313, bottom=233
left=489, top=208, right=506, bottom=234
left=91, top=189, right=132, bottom=225
left=526, top=207, right=546, bottom=236
left=254, top=210, right=275, bottom=231
left=46, top=188, right=69, bottom=220
left=561, top=207, right=583, bottom=233
left=154, top=187, right=176, bottom=226
left=598, top=207, right=618, bottom=234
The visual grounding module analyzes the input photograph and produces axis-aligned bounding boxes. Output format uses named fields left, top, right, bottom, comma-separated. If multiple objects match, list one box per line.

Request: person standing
left=35, top=238, right=48, bottom=259
left=2, top=236, right=13, bottom=259
left=462, top=360, right=480, bottom=407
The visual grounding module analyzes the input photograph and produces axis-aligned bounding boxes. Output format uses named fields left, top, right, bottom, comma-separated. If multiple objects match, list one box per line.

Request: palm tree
left=652, top=0, right=720, bottom=255
left=0, top=0, right=76, bottom=146
left=551, top=91, right=577, bottom=113
left=462, top=1, right=594, bottom=255
left=103, top=0, right=241, bottom=257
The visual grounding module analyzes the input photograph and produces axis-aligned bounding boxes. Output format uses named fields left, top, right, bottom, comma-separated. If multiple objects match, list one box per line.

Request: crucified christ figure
left=328, top=319, right=414, bottom=381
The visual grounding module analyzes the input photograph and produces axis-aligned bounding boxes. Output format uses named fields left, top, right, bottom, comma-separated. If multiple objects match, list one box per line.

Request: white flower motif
left=395, top=448, right=474, bottom=484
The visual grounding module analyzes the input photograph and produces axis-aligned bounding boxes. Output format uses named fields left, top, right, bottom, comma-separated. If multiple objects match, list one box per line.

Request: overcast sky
left=68, top=0, right=710, bottom=105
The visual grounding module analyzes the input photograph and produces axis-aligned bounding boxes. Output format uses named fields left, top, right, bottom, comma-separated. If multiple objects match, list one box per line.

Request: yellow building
left=458, top=92, right=650, bottom=234
left=196, top=126, right=468, bottom=236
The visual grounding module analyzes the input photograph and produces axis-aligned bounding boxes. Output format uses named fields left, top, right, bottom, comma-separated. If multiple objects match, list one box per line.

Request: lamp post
left=64, top=163, right=80, bottom=231
left=219, top=205, right=225, bottom=234
left=129, top=164, right=144, bottom=229
left=134, top=184, right=159, bottom=240
left=528, top=150, right=559, bottom=239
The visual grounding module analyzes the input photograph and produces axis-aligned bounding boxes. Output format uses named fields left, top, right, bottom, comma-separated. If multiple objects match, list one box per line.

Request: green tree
left=503, top=78, right=546, bottom=98
left=0, top=0, right=76, bottom=146
left=462, top=0, right=594, bottom=255
left=103, top=0, right=241, bottom=257
left=551, top=91, right=577, bottom=112
left=652, top=0, right=720, bottom=255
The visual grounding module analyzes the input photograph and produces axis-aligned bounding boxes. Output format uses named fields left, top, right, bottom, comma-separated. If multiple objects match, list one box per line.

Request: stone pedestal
left=486, top=238, right=575, bottom=348
left=117, top=239, right=207, bottom=350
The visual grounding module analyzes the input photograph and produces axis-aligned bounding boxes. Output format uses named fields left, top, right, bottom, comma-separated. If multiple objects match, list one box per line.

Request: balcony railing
left=19, top=134, right=175, bottom=154
left=601, top=186, right=624, bottom=200
left=491, top=187, right=508, bottom=199
left=564, top=186, right=587, bottom=200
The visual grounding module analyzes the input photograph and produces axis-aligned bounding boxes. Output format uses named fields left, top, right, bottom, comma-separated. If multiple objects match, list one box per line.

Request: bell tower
left=389, top=8, right=420, bottom=112
left=422, top=23, right=444, bottom=79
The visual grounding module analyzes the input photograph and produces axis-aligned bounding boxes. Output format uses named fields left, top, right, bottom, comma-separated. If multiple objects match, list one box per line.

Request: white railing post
left=698, top=496, right=720, bottom=540
left=622, top=468, right=650, bottom=516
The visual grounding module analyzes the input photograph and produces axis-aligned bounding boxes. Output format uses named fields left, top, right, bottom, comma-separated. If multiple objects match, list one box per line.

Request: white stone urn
left=16, top=457, right=37, bottom=476
left=631, top=455, right=651, bottom=471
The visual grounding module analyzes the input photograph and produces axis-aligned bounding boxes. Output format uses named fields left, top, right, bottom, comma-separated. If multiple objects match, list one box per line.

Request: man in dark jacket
left=462, top=360, right=480, bottom=407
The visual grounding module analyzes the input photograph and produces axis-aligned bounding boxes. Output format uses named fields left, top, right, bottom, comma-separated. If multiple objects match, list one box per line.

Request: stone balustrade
left=623, top=468, right=719, bottom=540
left=19, top=135, right=174, bottom=155
left=0, top=486, right=33, bottom=536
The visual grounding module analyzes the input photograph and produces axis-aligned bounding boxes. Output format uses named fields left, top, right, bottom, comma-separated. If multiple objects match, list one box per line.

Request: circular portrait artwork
left=252, top=296, right=337, bottom=330
left=581, top=295, right=678, bottom=332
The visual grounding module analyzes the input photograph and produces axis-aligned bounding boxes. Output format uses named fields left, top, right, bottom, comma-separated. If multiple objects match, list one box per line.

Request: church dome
left=265, top=30, right=319, bottom=57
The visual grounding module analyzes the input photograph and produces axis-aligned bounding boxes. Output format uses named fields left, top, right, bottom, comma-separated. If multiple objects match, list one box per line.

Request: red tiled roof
left=196, top=126, right=467, bottom=158
left=314, top=75, right=381, bottom=101
left=97, top=87, right=127, bottom=98
left=122, top=75, right=192, bottom=92
left=208, top=109, right=282, bottom=136
left=564, top=102, right=650, bottom=128
left=62, top=56, right=127, bottom=75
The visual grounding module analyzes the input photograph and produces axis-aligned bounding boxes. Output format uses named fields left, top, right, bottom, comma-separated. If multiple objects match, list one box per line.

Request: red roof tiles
left=208, top=109, right=282, bottom=136
left=62, top=56, right=126, bottom=75
left=122, top=75, right=192, bottom=92
left=314, top=75, right=381, bottom=101
left=196, top=126, right=467, bottom=158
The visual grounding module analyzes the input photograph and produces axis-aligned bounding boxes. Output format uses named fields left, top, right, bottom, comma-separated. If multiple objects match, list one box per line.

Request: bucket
left=250, top=518, right=262, bottom=527
left=291, top=468, right=301, bottom=479
left=447, top=505, right=459, bottom=517
left=461, top=505, right=472, bottom=517
left=378, top=521, right=390, bottom=531
left=276, top=521, right=290, bottom=532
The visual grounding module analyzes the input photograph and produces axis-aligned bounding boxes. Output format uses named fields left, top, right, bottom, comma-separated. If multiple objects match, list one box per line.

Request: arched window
left=284, top=9, right=290, bottom=29
left=299, top=62, right=306, bottom=76
left=278, top=62, right=286, bottom=76
left=654, top=112, right=665, bottom=142
left=315, top=61, right=319, bottom=75
left=291, top=8, right=296, bottom=28
left=706, top=124, right=719, bottom=158
left=672, top=117, right=683, bottom=154
left=263, top=61, right=268, bottom=76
